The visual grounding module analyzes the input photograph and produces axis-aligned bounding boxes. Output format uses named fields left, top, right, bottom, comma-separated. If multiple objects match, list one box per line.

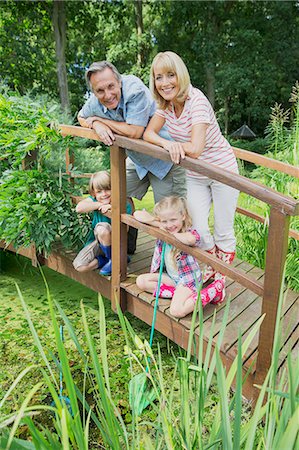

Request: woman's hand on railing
left=163, top=141, right=185, bottom=164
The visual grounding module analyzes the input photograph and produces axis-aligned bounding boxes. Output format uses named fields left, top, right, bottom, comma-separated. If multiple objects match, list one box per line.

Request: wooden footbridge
left=1, top=125, right=298, bottom=400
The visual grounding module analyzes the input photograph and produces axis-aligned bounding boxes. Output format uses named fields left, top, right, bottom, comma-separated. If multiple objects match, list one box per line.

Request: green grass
left=133, top=187, right=155, bottom=212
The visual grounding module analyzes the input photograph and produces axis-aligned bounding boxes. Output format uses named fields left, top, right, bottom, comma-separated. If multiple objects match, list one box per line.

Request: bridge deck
left=1, top=232, right=298, bottom=399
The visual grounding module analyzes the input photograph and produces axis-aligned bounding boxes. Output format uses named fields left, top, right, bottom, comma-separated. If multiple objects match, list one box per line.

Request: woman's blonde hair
left=149, top=51, right=190, bottom=110
left=154, top=196, right=192, bottom=264
left=88, top=170, right=111, bottom=195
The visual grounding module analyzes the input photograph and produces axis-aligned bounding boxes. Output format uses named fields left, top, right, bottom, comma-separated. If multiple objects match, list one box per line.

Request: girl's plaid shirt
left=150, top=229, right=202, bottom=292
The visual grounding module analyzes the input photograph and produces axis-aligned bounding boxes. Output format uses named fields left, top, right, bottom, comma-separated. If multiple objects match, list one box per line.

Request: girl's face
left=94, top=188, right=111, bottom=204
left=154, top=66, right=179, bottom=102
left=159, top=208, right=185, bottom=234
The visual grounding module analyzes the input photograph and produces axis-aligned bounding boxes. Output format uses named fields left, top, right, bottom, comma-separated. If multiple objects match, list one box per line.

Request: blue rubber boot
left=99, top=245, right=112, bottom=276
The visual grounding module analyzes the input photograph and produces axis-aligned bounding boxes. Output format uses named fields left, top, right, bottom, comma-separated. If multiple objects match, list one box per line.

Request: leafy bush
left=0, top=86, right=71, bottom=170
left=0, top=170, right=88, bottom=255
left=0, top=87, right=106, bottom=255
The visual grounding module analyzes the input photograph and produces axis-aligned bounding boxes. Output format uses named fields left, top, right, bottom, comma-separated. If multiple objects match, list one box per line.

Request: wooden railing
left=60, top=124, right=299, bottom=388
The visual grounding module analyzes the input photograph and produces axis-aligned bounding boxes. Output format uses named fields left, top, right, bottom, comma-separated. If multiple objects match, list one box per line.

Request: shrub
left=0, top=170, right=88, bottom=255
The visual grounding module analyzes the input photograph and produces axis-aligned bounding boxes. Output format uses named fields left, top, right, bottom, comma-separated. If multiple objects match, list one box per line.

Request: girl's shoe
left=201, top=279, right=225, bottom=307
left=210, top=279, right=226, bottom=304
left=153, top=283, right=176, bottom=298
left=202, top=246, right=217, bottom=283
left=214, top=248, right=236, bottom=282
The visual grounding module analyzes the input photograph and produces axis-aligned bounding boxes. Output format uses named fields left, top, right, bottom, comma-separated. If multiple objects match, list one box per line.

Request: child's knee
left=136, top=274, right=146, bottom=290
left=169, top=303, right=186, bottom=318
left=95, top=224, right=111, bottom=241
left=76, top=265, right=87, bottom=273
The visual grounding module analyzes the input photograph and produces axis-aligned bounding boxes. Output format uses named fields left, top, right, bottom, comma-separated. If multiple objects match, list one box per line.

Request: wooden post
left=254, top=208, right=290, bottom=389
left=21, top=150, right=38, bottom=170
left=65, top=147, right=75, bottom=187
left=110, top=145, right=127, bottom=312
left=21, top=151, right=40, bottom=267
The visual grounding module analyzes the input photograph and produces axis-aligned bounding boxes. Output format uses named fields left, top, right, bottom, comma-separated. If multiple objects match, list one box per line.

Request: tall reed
left=0, top=279, right=298, bottom=449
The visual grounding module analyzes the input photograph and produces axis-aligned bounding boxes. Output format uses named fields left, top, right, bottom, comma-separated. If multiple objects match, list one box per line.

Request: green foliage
left=0, top=86, right=71, bottom=170
left=0, top=170, right=88, bottom=255
left=1, top=0, right=298, bottom=131
left=235, top=83, right=299, bottom=291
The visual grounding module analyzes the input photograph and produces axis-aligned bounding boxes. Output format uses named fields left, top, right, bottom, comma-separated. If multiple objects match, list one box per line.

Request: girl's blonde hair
left=149, top=51, right=190, bottom=110
left=154, top=196, right=192, bottom=264
left=88, top=170, right=111, bottom=195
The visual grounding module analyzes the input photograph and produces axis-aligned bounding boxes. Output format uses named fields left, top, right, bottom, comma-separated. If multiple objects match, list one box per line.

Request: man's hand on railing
left=92, top=121, right=115, bottom=146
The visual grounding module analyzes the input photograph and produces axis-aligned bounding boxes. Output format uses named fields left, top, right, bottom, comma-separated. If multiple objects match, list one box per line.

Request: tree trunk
left=135, top=0, right=144, bottom=68
left=224, top=96, right=230, bottom=135
left=205, top=65, right=215, bottom=108
left=52, top=0, right=70, bottom=112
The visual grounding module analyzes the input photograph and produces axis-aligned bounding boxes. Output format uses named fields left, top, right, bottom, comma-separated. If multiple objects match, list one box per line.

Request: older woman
left=143, top=51, right=239, bottom=288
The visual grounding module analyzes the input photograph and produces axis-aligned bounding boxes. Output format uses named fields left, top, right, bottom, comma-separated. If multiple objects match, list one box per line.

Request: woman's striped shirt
left=155, top=85, right=238, bottom=178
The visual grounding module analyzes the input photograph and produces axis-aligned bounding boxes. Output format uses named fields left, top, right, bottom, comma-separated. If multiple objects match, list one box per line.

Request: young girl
left=143, top=51, right=239, bottom=287
left=73, top=170, right=132, bottom=276
left=135, top=196, right=225, bottom=318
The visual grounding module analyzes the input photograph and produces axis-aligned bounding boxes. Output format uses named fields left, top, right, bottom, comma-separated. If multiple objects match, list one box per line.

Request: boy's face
left=94, top=189, right=111, bottom=204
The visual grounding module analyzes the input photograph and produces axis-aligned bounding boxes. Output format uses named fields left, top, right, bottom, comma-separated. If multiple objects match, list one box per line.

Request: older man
left=78, top=61, right=186, bottom=203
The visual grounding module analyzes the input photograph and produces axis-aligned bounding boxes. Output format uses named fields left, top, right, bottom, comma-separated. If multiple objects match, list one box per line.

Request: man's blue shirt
left=79, top=75, right=172, bottom=180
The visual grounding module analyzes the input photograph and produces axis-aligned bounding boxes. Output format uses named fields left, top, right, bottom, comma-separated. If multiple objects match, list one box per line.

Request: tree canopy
left=0, top=0, right=298, bottom=134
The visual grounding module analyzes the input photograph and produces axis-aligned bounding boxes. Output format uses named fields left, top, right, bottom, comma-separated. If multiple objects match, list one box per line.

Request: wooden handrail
left=232, top=147, right=299, bottom=178
left=60, top=125, right=299, bottom=217
left=236, top=206, right=299, bottom=240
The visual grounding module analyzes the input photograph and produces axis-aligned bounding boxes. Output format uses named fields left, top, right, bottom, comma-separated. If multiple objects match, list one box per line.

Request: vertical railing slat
left=65, top=147, right=75, bottom=187
left=110, top=145, right=127, bottom=312
left=254, top=208, right=290, bottom=388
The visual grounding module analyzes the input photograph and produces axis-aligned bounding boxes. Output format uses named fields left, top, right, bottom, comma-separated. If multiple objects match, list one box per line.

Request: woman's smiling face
left=154, top=66, right=179, bottom=102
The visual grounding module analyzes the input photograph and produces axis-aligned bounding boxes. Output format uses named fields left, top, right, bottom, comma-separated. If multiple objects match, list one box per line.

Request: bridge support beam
left=110, top=145, right=128, bottom=312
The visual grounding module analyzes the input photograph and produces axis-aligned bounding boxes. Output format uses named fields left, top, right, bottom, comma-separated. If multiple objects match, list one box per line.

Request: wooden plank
left=172, top=261, right=259, bottom=331
left=255, top=209, right=290, bottom=388
left=130, top=244, right=155, bottom=263
left=278, top=336, right=299, bottom=377
left=122, top=214, right=264, bottom=297
left=65, top=147, right=75, bottom=187
left=44, top=250, right=111, bottom=300
left=0, top=241, right=39, bottom=266
left=110, top=145, right=128, bottom=312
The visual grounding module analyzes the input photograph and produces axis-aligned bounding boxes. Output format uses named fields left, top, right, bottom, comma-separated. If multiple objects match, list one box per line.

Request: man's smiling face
left=90, top=67, right=121, bottom=110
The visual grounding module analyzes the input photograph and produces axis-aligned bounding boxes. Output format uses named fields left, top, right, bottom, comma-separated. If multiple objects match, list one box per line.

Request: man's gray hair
left=85, top=61, right=121, bottom=89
